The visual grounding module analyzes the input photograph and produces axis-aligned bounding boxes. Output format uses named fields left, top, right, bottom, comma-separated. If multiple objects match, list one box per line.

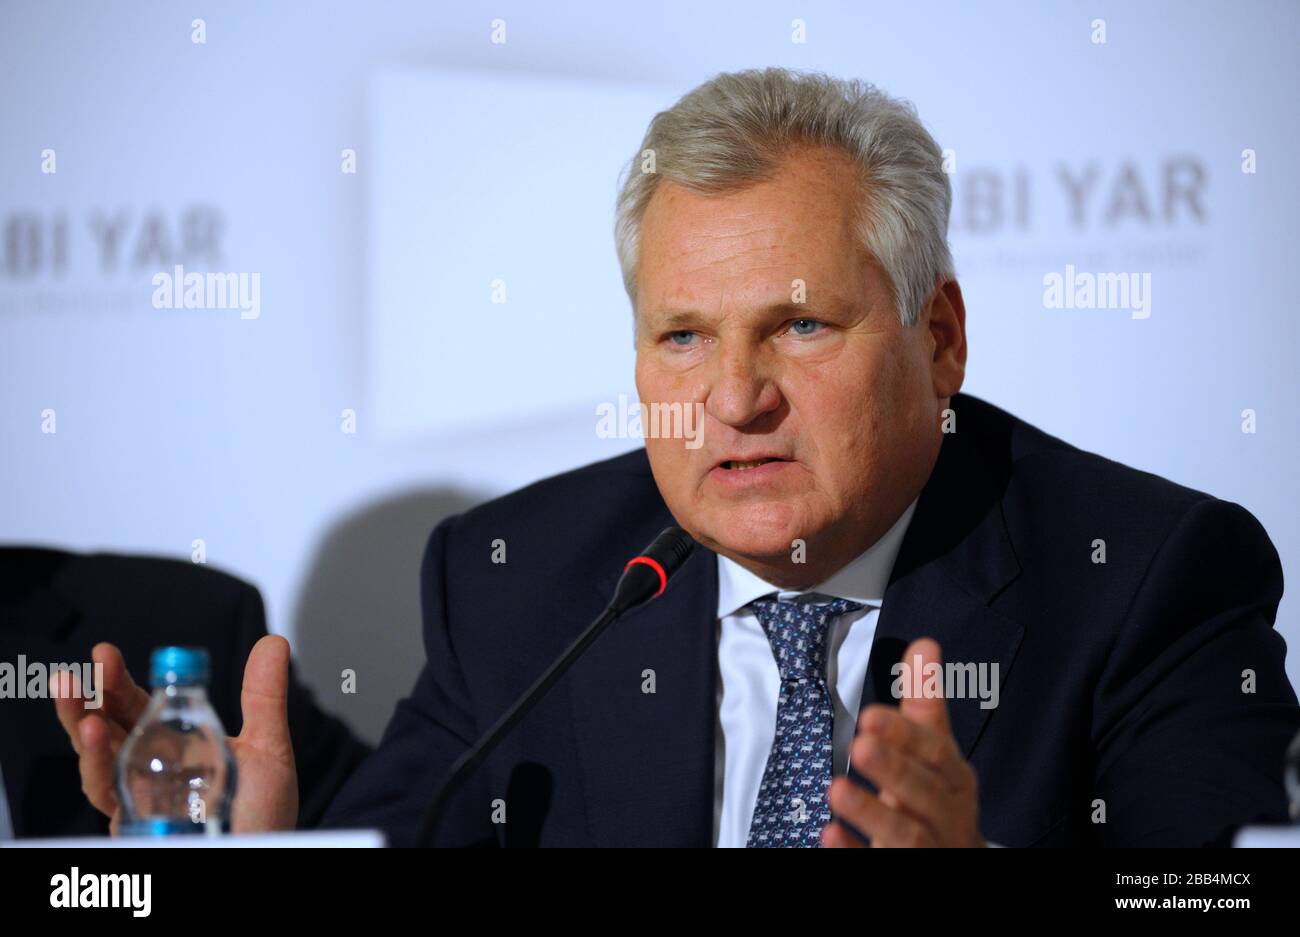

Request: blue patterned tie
left=746, top=595, right=865, bottom=848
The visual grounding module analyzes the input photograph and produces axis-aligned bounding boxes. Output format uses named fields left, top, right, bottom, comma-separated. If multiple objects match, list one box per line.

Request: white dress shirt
left=712, top=498, right=919, bottom=847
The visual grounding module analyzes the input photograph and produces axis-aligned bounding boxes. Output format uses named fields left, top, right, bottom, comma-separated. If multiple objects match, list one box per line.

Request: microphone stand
left=415, top=603, right=620, bottom=846
left=415, top=526, right=694, bottom=847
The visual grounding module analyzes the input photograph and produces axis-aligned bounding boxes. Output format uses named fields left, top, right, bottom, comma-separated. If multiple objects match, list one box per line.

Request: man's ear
left=925, top=279, right=967, bottom=398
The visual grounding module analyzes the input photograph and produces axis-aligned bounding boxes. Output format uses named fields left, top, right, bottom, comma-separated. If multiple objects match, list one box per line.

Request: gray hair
left=614, top=67, right=954, bottom=326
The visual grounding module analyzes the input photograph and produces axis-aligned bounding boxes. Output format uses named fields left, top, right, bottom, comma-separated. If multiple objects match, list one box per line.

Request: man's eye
left=789, top=318, right=823, bottom=335
left=668, top=330, right=696, bottom=346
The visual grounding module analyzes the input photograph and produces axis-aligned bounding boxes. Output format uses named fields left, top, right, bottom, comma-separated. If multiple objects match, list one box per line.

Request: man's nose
left=705, top=345, right=781, bottom=428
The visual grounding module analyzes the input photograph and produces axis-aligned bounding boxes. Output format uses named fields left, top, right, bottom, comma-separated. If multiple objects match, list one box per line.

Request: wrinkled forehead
left=634, top=151, right=873, bottom=323
left=634, top=207, right=884, bottom=335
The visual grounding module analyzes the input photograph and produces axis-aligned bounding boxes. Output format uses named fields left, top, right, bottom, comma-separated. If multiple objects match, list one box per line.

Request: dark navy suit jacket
left=322, top=393, right=1299, bottom=846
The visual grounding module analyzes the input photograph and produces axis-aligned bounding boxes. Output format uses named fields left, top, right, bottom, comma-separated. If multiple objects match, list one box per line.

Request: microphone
left=416, top=526, right=696, bottom=846
left=608, top=526, right=697, bottom=614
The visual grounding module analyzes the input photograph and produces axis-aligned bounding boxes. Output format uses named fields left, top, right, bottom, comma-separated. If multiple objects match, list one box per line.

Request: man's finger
left=53, top=669, right=91, bottom=755
left=92, top=642, right=151, bottom=729
left=849, top=730, right=951, bottom=825
left=239, top=635, right=293, bottom=752
left=54, top=645, right=150, bottom=756
left=895, top=638, right=953, bottom=736
left=858, top=704, right=967, bottom=791
left=77, top=713, right=125, bottom=819
left=825, top=776, right=934, bottom=847
left=821, top=820, right=865, bottom=848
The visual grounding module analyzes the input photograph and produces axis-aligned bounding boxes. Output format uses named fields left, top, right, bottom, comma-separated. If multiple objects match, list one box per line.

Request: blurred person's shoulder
left=0, top=545, right=257, bottom=618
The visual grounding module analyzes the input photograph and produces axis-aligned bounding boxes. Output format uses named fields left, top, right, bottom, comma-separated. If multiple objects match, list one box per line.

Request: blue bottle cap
left=149, top=646, right=210, bottom=687
left=119, top=818, right=206, bottom=836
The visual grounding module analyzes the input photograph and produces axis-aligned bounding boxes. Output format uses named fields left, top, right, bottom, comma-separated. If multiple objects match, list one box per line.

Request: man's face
left=633, top=145, right=961, bottom=583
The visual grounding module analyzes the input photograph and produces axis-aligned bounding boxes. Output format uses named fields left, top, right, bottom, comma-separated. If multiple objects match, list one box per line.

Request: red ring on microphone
left=623, top=556, right=668, bottom=597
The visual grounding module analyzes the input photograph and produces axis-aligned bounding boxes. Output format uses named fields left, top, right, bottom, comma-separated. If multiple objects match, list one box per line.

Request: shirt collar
left=715, top=497, right=919, bottom=618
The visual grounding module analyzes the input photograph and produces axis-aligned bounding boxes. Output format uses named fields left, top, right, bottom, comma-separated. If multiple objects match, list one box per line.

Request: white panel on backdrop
left=367, top=69, right=677, bottom=440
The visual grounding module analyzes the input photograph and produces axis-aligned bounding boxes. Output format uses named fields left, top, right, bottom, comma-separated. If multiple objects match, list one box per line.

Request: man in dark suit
left=58, top=67, right=1300, bottom=846
left=315, top=391, right=1297, bottom=847
left=0, top=548, right=370, bottom=838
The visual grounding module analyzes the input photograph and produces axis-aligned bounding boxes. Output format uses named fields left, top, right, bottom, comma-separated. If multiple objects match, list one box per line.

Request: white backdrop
left=2, top=0, right=1296, bottom=742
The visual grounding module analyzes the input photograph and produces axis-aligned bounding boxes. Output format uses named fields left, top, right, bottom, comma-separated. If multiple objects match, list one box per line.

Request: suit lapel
left=566, top=536, right=718, bottom=846
left=863, top=570, right=1024, bottom=761
left=858, top=402, right=1025, bottom=765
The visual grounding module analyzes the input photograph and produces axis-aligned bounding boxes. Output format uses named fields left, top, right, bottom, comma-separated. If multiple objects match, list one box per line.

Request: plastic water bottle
left=115, top=647, right=237, bottom=836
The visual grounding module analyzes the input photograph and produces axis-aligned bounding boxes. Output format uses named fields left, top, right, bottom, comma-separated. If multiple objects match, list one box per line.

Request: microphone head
left=640, top=526, right=696, bottom=579
left=609, top=526, right=697, bottom=615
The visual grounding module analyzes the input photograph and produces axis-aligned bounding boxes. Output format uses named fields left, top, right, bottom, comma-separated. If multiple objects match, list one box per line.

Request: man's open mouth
left=720, top=457, right=788, bottom=471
